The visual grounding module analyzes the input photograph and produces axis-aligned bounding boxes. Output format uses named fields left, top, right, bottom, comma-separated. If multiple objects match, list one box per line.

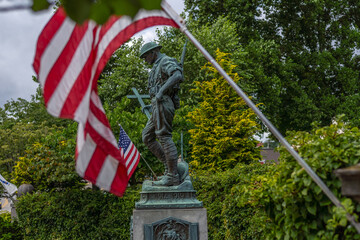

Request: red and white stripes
left=123, top=140, right=140, bottom=179
left=33, top=7, right=178, bottom=196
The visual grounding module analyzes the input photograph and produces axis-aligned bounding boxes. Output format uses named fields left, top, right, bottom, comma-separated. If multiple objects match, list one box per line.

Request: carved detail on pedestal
left=155, top=219, right=188, bottom=240
left=144, top=217, right=199, bottom=240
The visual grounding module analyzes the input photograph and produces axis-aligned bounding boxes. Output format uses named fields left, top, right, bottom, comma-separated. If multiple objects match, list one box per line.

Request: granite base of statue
left=131, top=161, right=208, bottom=240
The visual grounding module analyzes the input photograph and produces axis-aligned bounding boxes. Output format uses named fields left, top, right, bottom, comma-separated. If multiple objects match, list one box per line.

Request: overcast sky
left=0, top=0, right=184, bottom=107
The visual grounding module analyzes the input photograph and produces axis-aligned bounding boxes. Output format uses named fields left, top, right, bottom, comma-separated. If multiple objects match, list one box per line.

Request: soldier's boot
left=153, top=139, right=179, bottom=186
left=154, top=157, right=179, bottom=185
left=152, top=172, right=179, bottom=186
left=156, top=160, right=169, bottom=180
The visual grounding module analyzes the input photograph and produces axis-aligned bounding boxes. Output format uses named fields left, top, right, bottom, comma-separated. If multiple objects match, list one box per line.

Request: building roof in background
left=260, top=148, right=280, bottom=162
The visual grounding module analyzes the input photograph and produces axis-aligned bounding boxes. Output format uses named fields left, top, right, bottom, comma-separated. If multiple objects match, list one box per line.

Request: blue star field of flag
left=118, top=126, right=131, bottom=151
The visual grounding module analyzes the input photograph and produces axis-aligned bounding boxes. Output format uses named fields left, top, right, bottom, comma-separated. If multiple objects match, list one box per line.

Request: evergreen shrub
left=193, top=162, right=273, bottom=239
left=16, top=187, right=140, bottom=239
left=256, top=117, right=360, bottom=239
left=0, top=213, right=22, bottom=240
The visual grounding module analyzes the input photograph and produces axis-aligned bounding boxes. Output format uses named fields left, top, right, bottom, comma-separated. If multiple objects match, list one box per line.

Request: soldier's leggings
left=142, top=95, right=178, bottom=174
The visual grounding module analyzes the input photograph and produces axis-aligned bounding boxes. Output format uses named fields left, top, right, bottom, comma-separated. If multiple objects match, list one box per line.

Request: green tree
left=98, top=39, right=149, bottom=111
left=0, top=87, right=71, bottom=180
left=184, top=0, right=360, bottom=134
left=185, top=0, right=262, bottom=44
left=12, top=123, right=84, bottom=191
left=0, top=122, right=51, bottom=180
left=261, top=0, right=360, bottom=132
left=187, top=50, right=260, bottom=172
left=157, top=17, right=247, bottom=106
left=156, top=15, right=285, bottom=139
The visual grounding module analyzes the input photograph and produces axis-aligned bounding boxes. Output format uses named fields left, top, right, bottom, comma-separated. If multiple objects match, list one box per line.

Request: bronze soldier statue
left=140, top=42, right=183, bottom=186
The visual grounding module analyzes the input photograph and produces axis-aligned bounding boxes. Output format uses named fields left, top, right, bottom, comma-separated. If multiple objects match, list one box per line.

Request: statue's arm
left=156, top=70, right=182, bottom=100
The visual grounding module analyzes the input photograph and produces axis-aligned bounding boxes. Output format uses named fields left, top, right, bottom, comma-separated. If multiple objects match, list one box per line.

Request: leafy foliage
left=0, top=122, right=51, bottom=181
left=6, top=2, right=360, bottom=239
left=255, top=117, right=360, bottom=239
left=156, top=16, right=250, bottom=168
left=157, top=17, right=245, bottom=107
left=187, top=50, right=260, bottom=172
left=192, top=163, right=272, bottom=239
left=31, top=0, right=50, bottom=11
left=0, top=91, right=71, bottom=181
left=33, top=0, right=162, bottom=24
left=192, top=117, right=360, bottom=239
left=98, top=39, right=149, bottom=111
left=12, top=123, right=84, bottom=191
left=16, top=187, right=140, bottom=239
left=185, top=0, right=360, bottom=134
left=0, top=88, right=82, bottom=191
left=0, top=213, right=22, bottom=240
left=185, top=0, right=262, bottom=44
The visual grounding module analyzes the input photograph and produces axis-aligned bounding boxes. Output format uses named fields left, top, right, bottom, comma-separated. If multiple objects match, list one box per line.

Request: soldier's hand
left=142, top=105, right=152, bottom=114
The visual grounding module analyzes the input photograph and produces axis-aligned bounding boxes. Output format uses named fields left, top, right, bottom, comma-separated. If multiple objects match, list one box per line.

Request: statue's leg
left=142, top=117, right=168, bottom=175
left=158, top=136, right=178, bottom=176
left=153, top=96, right=179, bottom=186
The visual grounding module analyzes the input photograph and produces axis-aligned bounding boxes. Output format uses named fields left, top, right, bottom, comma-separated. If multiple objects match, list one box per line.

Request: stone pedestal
left=131, top=176, right=208, bottom=240
left=132, top=208, right=208, bottom=240
left=135, top=178, right=203, bottom=209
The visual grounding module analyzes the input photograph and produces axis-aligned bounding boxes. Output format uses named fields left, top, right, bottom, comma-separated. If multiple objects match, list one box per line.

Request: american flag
left=33, top=7, right=178, bottom=196
left=118, top=126, right=140, bottom=179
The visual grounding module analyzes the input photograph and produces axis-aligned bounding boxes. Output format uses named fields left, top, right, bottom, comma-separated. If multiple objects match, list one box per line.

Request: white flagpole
left=161, top=0, right=360, bottom=233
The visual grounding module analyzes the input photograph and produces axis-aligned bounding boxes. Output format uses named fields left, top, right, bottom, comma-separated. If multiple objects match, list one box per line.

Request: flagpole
left=140, top=154, right=158, bottom=180
left=161, top=1, right=360, bottom=232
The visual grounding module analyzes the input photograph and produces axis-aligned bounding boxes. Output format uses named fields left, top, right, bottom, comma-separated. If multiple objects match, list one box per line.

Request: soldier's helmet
left=140, top=42, right=162, bottom=58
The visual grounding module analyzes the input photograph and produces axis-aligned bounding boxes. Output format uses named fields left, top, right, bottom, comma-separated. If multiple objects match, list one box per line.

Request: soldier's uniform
left=140, top=43, right=183, bottom=185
